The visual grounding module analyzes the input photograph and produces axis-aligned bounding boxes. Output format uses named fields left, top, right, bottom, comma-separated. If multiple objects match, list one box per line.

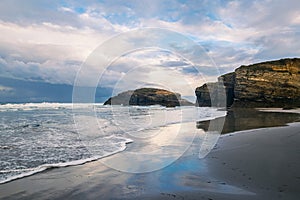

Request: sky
left=0, top=0, right=299, bottom=103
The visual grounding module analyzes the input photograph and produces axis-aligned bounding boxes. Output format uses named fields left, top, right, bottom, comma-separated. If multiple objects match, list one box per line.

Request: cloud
left=96, top=48, right=215, bottom=98
left=0, top=0, right=299, bottom=102
left=0, top=85, right=13, bottom=92
left=0, top=1, right=134, bottom=86
left=141, top=0, right=300, bottom=72
left=0, top=19, right=110, bottom=84
left=219, top=0, right=300, bottom=30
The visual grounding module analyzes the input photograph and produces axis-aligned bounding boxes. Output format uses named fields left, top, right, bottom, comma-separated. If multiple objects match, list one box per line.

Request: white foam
left=0, top=102, right=104, bottom=112
left=0, top=137, right=132, bottom=185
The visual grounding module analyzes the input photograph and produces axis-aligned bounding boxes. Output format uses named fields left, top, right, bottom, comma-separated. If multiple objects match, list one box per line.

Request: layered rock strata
left=195, top=58, right=300, bottom=107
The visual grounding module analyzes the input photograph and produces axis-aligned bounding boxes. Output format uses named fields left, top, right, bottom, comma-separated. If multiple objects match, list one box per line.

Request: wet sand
left=0, top=109, right=300, bottom=200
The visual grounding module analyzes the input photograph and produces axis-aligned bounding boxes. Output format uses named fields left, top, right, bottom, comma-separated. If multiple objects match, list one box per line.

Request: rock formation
left=195, top=73, right=234, bottom=107
left=195, top=58, right=300, bottom=108
left=104, top=88, right=194, bottom=107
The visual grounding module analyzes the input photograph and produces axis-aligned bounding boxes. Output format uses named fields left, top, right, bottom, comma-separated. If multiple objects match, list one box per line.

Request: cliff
left=195, top=58, right=300, bottom=108
left=104, top=88, right=194, bottom=107
left=195, top=73, right=235, bottom=107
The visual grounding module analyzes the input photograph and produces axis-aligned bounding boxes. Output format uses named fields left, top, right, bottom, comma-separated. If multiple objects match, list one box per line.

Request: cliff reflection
left=197, top=108, right=300, bottom=134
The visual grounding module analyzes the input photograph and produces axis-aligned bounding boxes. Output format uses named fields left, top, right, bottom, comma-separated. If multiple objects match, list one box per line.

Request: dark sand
left=0, top=109, right=300, bottom=200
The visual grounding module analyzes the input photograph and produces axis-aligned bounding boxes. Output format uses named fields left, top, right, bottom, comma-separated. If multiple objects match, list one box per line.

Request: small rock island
left=104, top=88, right=194, bottom=107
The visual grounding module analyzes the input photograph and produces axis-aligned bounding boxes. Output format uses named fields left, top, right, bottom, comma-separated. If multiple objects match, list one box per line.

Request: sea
left=0, top=103, right=226, bottom=184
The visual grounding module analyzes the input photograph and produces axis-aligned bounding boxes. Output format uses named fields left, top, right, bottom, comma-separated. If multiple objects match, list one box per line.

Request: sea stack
left=104, top=88, right=194, bottom=107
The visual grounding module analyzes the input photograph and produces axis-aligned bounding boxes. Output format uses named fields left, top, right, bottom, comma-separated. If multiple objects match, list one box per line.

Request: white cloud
left=58, top=7, right=75, bottom=13
left=0, top=85, right=13, bottom=92
left=0, top=20, right=108, bottom=60
left=0, top=17, right=122, bottom=84
left=96, top=48, right=215, bottom=97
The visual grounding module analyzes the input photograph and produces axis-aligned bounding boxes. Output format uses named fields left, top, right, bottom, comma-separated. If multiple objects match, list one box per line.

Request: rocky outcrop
left=104, top=88, right=194, bottom=107
left=195, top=58, right=300, bottom=108
left=195, top=73, right=235, bottom=107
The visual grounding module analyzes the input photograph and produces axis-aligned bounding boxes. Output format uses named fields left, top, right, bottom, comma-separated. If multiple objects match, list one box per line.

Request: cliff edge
left=195, top=58, right=300, bottom=108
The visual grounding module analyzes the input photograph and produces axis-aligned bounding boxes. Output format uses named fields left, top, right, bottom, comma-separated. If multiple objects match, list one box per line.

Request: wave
left=0, top=157, right=101, bottom=184
left=0, top=102, right=105, bottom=112
left=0, top=137, right=132, bottom=185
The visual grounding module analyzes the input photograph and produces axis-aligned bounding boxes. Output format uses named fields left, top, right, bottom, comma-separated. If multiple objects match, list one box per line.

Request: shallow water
left=0, top=103, right=226, bottom=183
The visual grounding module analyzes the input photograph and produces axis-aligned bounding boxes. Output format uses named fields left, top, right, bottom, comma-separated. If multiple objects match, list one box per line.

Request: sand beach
left=0, top=109, right=299, bottom=200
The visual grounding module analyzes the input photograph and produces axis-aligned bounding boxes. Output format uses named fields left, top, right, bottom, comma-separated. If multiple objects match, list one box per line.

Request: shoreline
left=258, top=107, right=300, bottom=114
left=0, top=109, right=300, bottom=199
left=220, top=121, right=300, bottom=138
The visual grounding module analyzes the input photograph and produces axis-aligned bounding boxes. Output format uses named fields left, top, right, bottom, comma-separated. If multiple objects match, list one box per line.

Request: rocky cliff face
left=195, top=82, right=224, bottom=107
left=195, top=72, right=235, bottom=107
left=104, top=88, right=194, bottom=107
left=195, top=58, right=300, bottom=108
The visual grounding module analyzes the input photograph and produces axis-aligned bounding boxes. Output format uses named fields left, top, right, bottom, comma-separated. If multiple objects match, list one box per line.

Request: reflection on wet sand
left=197, top=108, right=300, bottom=134
left=101, top=122, right=204, bottom=173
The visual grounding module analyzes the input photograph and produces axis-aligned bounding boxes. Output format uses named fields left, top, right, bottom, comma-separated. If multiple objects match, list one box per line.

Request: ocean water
left=0, top=103, right=226, bottom=184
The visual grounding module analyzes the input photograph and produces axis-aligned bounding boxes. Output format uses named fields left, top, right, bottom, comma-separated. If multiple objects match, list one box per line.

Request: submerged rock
left=104, top=88, right=194, bottom=107
left=195, top=58, right=300, bottom=108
